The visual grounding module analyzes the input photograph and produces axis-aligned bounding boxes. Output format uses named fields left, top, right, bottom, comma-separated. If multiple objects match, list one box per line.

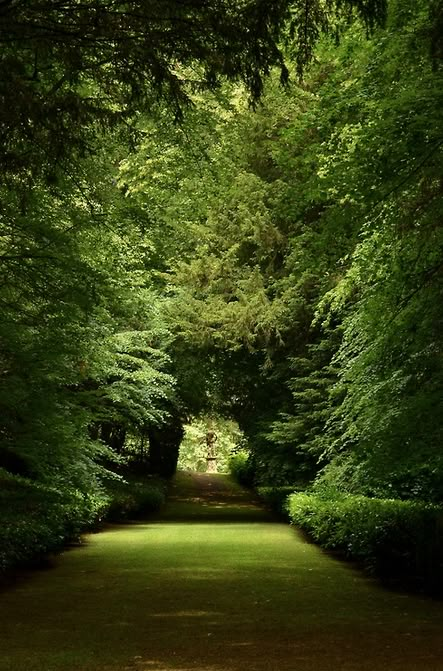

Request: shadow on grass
left=160, top=502, right=274, bottom=524
left=3, top=472, right=443, bottom=671
left=160, top=472, right=275, bottom=524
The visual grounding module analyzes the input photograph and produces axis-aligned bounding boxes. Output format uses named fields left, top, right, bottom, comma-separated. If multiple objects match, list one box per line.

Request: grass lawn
left=1, top=471, right=443, bottom=670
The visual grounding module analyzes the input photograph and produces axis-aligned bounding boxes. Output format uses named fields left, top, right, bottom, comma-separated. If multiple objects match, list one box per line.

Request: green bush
left=105, top=477, right=166, bottom=521
left=0, top=471, right=110, bottom=572
left=228, top=451, right=255, bottom=487
left=0, top=469, right=166, bottom=573
left=287, top=492, right=443, bottom=591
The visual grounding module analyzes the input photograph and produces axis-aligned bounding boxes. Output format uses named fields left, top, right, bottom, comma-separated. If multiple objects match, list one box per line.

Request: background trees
left=1, top=0, right=442, bottom=535
left=0, top=0, right=295, bottom=491
left=119, top=0, right=443, bottom=499
left=177, top=416, right=243, bottom=473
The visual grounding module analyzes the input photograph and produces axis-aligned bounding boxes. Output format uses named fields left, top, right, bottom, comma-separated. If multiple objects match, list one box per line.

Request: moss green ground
left=1, top=472, right=443, bottom=671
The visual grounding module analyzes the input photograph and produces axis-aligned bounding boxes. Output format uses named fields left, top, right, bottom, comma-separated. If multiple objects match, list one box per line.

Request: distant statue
left=205, top=430, right=218, bottom=472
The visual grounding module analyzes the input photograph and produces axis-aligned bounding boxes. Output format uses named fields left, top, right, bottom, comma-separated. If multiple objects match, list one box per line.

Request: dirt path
left=1, top=472, right=443, bottom=671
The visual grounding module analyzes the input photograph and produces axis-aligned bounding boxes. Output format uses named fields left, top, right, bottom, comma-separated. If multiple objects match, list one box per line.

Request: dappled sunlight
left=1, top=3, right=442, bottom=670
left=161, top=472, right=272, bottom=524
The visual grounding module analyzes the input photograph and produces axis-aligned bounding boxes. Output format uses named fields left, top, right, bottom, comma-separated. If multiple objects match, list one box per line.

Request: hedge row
left=0, top=470, right=166, bottom=573
left=287, top=492, right=443, bottom=593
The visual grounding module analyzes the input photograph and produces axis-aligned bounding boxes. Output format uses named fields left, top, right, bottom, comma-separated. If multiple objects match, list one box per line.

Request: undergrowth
left=228, top=451, right=255, bottom=487
left=0, top=468, right=166, bottom=573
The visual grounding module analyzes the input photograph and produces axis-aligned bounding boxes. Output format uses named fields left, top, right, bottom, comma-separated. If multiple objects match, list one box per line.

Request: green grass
left=1, top=471, right=443, bottom=671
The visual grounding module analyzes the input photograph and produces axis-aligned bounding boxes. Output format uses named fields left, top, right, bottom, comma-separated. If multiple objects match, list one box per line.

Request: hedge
left=105, top=475, right=166, bottom=521
left=287, top=492, right=443, bottom=593
left=228, top=451, right=255, bottom=487
left=0, top=469, right=166, bottom=573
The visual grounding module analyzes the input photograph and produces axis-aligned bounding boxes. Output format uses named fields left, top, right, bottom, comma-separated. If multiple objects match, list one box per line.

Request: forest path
left=2, top=472, right=443, bottom=671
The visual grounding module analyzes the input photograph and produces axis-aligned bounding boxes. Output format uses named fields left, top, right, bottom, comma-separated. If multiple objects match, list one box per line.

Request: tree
left=117, top=0, right=443, bottom=500
left=0, top=0, right=391, bottom=179
left=3, top=0, right=440, bottom=507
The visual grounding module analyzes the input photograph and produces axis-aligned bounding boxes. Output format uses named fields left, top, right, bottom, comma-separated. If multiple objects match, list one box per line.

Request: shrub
left=0, top=470, right=111, bottom=572
left=105, top=477, right=166, bottom=521
left=228, top=451, right=255, bottom=486
left=0, top=469, right=166, bottom=573
left=287, top=491, right=443, bottom=592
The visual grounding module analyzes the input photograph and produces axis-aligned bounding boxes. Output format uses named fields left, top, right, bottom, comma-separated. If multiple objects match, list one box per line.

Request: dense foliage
left=287, top=491, right=443, bottom=592
left=129, top=0, right=443, bottom=501
left=0, top=468, right=165, bottom=572
left=1, top=0, right=442, bottom=573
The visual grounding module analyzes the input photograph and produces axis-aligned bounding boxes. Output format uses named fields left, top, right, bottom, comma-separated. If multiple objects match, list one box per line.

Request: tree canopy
left=118, top=0, right=443, bottom=497
left=0, top=0, right=389, bottom=175
left=1, top=0, right=442, bottom=510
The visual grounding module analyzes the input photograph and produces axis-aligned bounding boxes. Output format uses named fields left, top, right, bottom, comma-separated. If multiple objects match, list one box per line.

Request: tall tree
left=118, top=0, right=443, bottom=499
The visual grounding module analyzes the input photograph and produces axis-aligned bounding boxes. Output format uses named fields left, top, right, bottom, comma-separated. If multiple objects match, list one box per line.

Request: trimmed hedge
left=287, top=492, right=443, bottom=593
left=0, top=469, right=166, bottom=573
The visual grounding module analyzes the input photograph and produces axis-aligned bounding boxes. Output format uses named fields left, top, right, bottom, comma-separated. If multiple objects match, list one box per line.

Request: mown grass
left=1, top=471, right=443, bottom=671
